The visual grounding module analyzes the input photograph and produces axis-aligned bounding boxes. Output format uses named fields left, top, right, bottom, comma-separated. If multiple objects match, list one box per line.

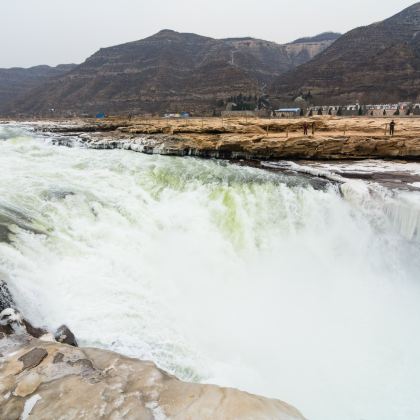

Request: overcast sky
left=1, top=0, right=416, bottom=68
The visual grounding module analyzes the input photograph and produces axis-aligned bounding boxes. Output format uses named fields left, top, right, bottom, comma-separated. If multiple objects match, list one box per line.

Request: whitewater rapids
left=1, top=125, right=420, bottom=420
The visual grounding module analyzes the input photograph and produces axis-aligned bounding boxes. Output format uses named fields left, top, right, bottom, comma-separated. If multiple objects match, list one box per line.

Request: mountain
left=3, top=30, right=339, bottom=116
left=0, top=64, right=76, bottom=111
left=272, top=3, right=420, bottom=105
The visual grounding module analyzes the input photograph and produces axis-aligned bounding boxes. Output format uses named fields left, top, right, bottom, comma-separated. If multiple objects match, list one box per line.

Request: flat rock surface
left=28, top=117, right=420, bottom=161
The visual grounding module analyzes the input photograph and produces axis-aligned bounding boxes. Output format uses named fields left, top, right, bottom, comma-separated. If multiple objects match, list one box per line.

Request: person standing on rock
left=303, top=121, right=308, bottom=136
left=390, top=120, right=396, bottom=136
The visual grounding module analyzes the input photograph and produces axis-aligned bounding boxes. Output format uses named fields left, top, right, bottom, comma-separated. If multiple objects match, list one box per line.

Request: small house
left=275, top=108, right=301, bottom=117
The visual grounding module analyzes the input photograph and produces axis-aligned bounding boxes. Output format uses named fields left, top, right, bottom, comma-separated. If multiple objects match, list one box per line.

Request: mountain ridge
left=0, top=30, right=339, bottom=116
left=0, top=64, right=77, bottom=108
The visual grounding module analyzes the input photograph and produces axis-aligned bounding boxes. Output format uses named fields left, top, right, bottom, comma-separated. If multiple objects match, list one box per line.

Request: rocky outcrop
left=54, top=325, right=78, bottom=347
left=0, top=281, right=14, bottom=313
left=43, top=117, right=420, bottom=161
left=73, top=133, right=420, bottom=160
left=284, top=32, right=340, bottom=67
left=0, top=335, right=305, bottom=420
left=0, top=281, right=304, bottom=420
left=0, top=307, right=305, bottom=420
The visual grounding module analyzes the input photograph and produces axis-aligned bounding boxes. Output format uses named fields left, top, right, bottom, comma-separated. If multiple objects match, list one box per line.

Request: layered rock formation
left=64, top=132, right=420, bottom=161
left=4, top=31, right=339, bottom=116
left=284, top=32, right=341, bottom=67
left=40, top=116, right=420, bottom=161
left=272, top=2, right=420, bottom=104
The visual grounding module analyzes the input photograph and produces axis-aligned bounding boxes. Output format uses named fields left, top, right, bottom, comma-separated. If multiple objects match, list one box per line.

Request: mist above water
left=1, top=125, right=420, bottom=420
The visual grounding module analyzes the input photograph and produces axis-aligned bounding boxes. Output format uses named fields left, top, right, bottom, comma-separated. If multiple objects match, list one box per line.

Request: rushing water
left=1, top=124, right=420, bottom=420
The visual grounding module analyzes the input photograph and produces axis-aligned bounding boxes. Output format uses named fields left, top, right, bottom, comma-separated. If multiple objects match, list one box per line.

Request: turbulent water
left=1, top=124, right=420, bottom=420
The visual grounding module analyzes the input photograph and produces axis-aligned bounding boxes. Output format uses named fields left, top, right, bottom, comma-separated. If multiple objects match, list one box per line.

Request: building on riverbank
left=274, top=108, right=302, bottom=117
left=308, top=102, right=417, bottom=117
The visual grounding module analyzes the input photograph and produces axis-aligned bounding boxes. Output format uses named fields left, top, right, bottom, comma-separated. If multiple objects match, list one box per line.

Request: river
left=1, top=124, right=420, bottom=420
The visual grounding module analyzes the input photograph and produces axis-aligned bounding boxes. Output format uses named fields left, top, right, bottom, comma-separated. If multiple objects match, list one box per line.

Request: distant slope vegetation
left=0, top=65, right=76, bottom=112
left=272, top=3, right=420, bottom=104
left=2, top=30, right=339, bottom=116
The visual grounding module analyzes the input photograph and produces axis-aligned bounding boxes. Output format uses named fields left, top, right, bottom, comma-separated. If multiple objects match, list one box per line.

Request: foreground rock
left=0, top=334, right=306, bottom=420
left=0, top=297, right=305, bottom=420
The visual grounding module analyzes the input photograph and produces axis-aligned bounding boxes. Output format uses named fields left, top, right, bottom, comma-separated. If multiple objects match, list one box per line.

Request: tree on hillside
left=302, top=90, right=313, bottom=102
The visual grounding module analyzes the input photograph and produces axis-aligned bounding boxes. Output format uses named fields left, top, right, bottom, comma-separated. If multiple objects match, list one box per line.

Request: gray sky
left=1, top=0, right=416, bottom=68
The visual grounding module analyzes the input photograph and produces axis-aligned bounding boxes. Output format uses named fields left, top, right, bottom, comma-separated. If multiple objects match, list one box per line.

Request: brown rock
left=18, top=348, right=48, bottom=371
left=54, top=325, right=78, bottom=347
left=22, top=320, right=48, bottom=339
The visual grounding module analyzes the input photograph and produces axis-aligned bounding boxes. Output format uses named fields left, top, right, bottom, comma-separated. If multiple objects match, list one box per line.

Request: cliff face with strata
left=284, top=32, right=341, bottom=68
left=40, top=116, right=420, bottom=161
left=272, top=3, right=420, bottom=104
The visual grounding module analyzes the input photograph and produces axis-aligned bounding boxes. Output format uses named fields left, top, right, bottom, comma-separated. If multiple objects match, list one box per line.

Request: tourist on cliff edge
left=390, top=120, right=396, bottom=136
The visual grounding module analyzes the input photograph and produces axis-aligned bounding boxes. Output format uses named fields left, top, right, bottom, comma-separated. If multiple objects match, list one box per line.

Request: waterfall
left=1, top=125, right=420, bottom=420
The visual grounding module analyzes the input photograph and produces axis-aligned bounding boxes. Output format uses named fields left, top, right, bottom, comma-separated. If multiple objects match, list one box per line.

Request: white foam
left=145, top=401, right=167, bottom=420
